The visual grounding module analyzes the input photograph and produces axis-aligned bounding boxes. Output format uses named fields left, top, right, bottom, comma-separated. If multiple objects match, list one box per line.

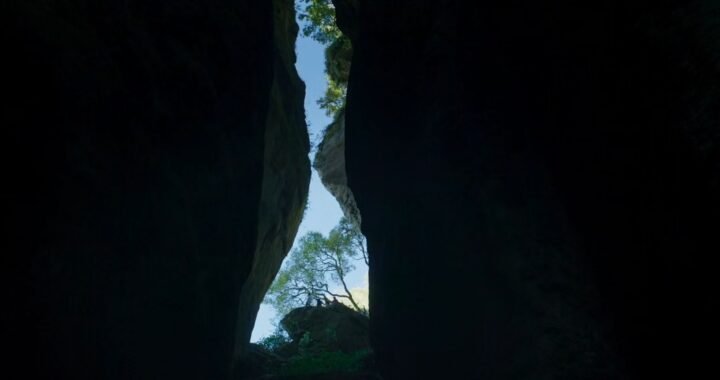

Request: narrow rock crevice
left=233, top=0, right=311, bottom=363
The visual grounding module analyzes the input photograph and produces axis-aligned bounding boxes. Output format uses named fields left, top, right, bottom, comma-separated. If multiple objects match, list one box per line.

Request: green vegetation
left=253, top=5, right=369, bottom=376
left=257, top=327, right=291, bottom=352
left=264, top=217, right=368, bottom=316
left=297, top=0, right=352, bottom=117
left=317, top=73, right=347, bottom=116
left=297, top=0, right=342, bottom=44
left=279, top=330, right=370, bottom=376
left=257, top=328, right=371, bottom=376
left=278, top=349, right=371, bottom=376
left=324, top=35, right=352, bottom=84
left=257, top=314, right=373, bottom=377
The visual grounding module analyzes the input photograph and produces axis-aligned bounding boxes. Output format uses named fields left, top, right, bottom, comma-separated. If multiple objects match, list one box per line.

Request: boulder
left=281, top=304, right=370, bottom=354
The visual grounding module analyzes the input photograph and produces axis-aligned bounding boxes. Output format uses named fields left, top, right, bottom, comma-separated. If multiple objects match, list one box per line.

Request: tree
left=338, top=217, right=368, bottom=266
left=297, top=0, right=353, bottom=117
left=264, top=217, right=368, bottom=316
left=317, top=76, right=346, bottom=116
left=297, top=0, right=342, bottom=45
left=324, top=35, right=352, bottom=85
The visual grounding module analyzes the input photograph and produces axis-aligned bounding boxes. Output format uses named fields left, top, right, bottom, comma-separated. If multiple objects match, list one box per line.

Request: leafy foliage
left=317, top=76, right=347, bottom=117
left=298, top=332, right=314, bottom=355
left=257, top=327, right=291, bottom=352
left=317, top=34, right=353, bottom=116
left=264, top=217, right=367, bottom=316
left=325, top=35, right=353, bottom=85
left=297, top=0, right=352, bottom=117
left=257, top=328, right=371, bottom=377
left=297, top=0, right=342, bottom=44
left=277, top=349, right=371, bottom=376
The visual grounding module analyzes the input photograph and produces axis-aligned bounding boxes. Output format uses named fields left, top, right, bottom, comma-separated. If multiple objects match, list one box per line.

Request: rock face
left=234, top=0, right=311, bottom=363
left=281, top=304, right=371, bottom=354
left=238, top=304, right=372, bottom=379
left=335, top=0, right=719, bottom=379
left=235, top=343, right=286, bottom=379
left=1, top=1, right=308, bottom=379
left=313, top=112, right=362, bottom=228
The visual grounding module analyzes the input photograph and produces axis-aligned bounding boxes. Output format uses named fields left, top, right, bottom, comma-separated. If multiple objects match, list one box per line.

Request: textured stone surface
left=234, top=0, right=311, bottom=363
left=1, top=1, right=308, bottom=379
left=314, top=112, right=362, bottom=228
left=336, top=0, right=719, bottom=378
left=281, top=304, right=370, bottom=354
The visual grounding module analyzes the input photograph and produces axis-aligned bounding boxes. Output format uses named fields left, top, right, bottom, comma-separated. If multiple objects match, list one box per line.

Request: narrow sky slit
left=250, top=7, right=367, bottom=342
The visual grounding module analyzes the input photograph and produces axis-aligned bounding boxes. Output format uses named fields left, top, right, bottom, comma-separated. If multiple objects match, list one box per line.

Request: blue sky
left=250, top=29, right=368, bottom=341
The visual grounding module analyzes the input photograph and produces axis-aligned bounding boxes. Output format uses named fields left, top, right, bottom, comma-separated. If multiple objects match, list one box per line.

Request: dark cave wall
left=234, top=0, right=311, bottom=364
left=1, top=1, right=308, bottom=379
left=335, top=0, right=719, bottom=378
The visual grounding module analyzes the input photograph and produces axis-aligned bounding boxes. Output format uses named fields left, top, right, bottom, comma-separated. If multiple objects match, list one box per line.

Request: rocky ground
left=237, top=303, right=379, bottom=379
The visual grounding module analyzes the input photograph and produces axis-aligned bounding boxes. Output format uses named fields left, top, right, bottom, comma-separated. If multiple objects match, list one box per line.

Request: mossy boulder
left=280, top=303, right=370, bottom=354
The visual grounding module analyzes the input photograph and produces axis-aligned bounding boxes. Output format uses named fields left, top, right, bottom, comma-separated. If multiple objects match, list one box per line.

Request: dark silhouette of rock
left=281, top=304, right=370, bottom=355
left=233, top=0, right=310, bottom=364
left=1, top=0, right=308, bottom=379
left=3, top=0, right=718, bottom=378
left=234, top=344, right=286, bottom=380
left=330, top=0, right=719, bottom=378
left=258, top=374, right=380, bottom=380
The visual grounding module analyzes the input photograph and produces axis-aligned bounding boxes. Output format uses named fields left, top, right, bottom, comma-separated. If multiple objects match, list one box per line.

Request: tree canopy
left=297, top=0, right=342, bottom=45
left=264, top=218, right=368, bottom=316
left=297, top=0, right=352, bottom=117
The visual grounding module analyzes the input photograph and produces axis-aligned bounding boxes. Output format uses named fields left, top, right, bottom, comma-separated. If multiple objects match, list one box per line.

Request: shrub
left=277, top=349, right=371, bottom=376
left=257, top=328, right=291, bottom=352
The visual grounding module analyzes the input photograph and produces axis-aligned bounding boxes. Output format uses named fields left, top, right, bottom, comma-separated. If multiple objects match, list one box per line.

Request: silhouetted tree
left=264, top=218, right=367, bottom=315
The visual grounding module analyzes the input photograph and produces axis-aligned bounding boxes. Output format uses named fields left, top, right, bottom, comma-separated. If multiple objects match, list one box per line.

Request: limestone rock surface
left=336, top=0, right=720, bottom=378
left=314, top=113, right=362, bottom=228
left=1, top=1, right=309, bottom=379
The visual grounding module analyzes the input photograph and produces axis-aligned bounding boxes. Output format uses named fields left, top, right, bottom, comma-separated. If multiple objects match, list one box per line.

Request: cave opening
left=244, top=1, right=373, bottom=378
left=7, top=0, right=717, bottom=378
